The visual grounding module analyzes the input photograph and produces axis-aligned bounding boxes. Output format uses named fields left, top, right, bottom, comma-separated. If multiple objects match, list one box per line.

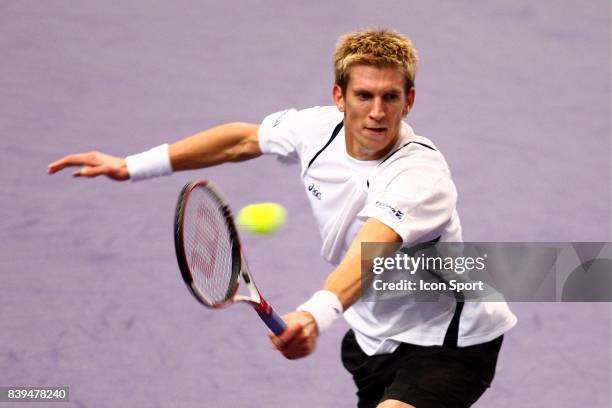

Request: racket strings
left=182, top=187, right=237, bottom=305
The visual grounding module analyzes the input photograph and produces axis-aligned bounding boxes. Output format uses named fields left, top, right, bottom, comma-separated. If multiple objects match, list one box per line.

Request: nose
left=369, top=98, right=385, bottom=121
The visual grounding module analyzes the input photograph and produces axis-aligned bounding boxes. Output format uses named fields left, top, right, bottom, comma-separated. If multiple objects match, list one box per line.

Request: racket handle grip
left=262, top=309, right=286, bottom=336
left=254, top=302, right=286, bottom=335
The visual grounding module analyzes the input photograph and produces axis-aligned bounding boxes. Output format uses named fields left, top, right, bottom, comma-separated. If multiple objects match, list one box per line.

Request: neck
left=345, top=134, right=399, bottom=161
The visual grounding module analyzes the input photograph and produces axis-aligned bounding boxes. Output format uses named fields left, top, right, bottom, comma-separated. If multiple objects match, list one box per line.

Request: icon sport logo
left=375, top=201, right=405, bottom=220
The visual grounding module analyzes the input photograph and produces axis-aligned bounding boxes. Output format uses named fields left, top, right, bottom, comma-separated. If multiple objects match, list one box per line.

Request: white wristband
left=125, top=143, right=172, bottom=182
left=297, top=290, right=343, bottom=334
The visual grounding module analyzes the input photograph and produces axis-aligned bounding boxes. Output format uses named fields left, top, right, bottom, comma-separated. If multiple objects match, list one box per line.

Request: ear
left=332, top=84, right=345, bottom=112
left=402, top=87, right=416, bottom=116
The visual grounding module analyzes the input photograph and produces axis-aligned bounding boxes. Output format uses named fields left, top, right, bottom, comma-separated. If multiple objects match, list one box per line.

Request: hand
left=47, top=151, right=129, bottom=181
left=269, top=311, right=318, bottom=360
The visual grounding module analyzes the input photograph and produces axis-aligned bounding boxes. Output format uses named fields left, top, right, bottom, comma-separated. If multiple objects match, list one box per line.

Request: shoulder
left=262, top=105, right=340, bottom=123
left=258, top=106, right=343, bottom=160
left=291, top=106, right=343, bottom=131
left=377, top=125, right=452, bottom=184
left=365, top=124, right=458, bottom=209
left=260, top=106, right=342, bottom=137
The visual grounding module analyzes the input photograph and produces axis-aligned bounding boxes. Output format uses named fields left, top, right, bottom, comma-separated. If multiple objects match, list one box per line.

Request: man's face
left=333, top=64, right=415, bottom=160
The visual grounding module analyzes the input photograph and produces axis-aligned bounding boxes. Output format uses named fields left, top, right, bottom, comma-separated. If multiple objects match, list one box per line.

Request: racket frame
left=174, top=180, right=286, bottom=335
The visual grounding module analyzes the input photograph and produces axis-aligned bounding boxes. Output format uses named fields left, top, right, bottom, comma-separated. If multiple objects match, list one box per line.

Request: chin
left=359, top=145, right=380, bottom=155
left=359, top=142, right=389, bottom=158
left=363, top=135, right=391, bottom=149
left=364, top=129, right=388, bottom=140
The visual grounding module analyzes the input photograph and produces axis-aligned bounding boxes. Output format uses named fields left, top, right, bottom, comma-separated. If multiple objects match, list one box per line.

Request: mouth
left=365, top=127, right=387, bottom=137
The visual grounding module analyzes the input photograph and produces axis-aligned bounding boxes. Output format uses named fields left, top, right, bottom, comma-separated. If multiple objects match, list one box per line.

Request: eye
left=384, top=93, right=400, bottom=102
left=355, top=91, right=372, bottom=101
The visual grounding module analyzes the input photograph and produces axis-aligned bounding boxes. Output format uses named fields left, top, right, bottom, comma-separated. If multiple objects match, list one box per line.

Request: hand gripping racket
left=174, top=180, right=286, bottom=335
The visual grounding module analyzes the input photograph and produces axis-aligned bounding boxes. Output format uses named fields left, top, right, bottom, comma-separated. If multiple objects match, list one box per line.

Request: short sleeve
left=359, top=158, right=458, bottom=244
left=258, top=106, right=343, bottom=167
left=258, top=109, right=301, bottom=163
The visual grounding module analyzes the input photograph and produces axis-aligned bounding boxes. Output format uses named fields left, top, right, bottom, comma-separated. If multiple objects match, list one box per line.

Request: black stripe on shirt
left=306, top=121, right=344, bottom=171
left=366, top=141, right=437, bottom=188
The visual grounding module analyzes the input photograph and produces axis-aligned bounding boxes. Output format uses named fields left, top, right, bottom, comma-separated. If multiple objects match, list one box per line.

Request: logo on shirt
left=308, top=183, right=322, bottom=200
left=375, top=201, right=405, bottom=220
left=272, top=109, right=290, bottom=128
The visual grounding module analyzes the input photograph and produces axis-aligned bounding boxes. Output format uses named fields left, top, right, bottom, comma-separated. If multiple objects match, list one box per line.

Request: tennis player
left=48, top=29, right=517, bottom=407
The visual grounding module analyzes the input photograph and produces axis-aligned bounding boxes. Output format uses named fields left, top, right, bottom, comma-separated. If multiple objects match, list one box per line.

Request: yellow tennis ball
left=236, top=203, right=287, bottom=235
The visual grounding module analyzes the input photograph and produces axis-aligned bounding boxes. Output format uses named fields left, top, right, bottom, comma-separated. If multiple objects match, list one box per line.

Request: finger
left=269, top=332, right=286, bottom=350
left=279, top=323, right=303, bottom=345
left=270, top=331, right=295, bottom=350
left=284, top=352, right=304, bottom=360
left=72, top=165, right=108, bottom=178
left=270, top=323, right=302, bottom=349
left=268, top=333, right=280, bottom=350
left=48, top=153, right=99, bottom=173
left=301, top=320, right=317, bottom=337
left=281, top=344, right=312, bottom=360
left=278, top=331, right=312, bottom=355
left=48, top=155, right=83, bottom=172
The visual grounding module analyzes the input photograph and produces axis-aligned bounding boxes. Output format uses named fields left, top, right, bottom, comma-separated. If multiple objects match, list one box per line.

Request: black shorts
left=341, top=330, right=504, bottom=408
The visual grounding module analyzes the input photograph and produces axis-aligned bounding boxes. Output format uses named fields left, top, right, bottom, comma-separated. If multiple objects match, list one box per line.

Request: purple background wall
left=1, top=1, right=610, bottom=407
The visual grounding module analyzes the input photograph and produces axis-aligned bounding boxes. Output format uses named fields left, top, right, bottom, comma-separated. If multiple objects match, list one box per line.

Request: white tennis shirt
left=258, top=106, right=517, bottom=355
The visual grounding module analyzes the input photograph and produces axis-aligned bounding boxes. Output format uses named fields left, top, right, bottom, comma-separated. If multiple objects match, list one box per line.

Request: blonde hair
left=334, top=28, right=419, bottom=93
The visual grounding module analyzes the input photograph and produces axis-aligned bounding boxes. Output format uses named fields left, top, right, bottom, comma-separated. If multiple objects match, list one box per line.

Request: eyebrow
left=352, top=87, right=402, bottom=94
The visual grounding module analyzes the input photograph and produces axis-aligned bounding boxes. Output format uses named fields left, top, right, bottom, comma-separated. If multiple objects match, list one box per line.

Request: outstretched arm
left=169, top=122, right=260, bottom=170
left=47, top=123, right=261, bottom=180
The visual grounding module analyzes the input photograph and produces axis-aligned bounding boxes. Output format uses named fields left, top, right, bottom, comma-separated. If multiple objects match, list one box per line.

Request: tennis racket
left=174, top=180, right=286, bottom=335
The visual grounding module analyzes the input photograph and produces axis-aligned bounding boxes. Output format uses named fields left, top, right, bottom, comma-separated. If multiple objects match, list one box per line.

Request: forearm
left=169, top=122, right=261, bottom=171
left=323, top=245, right=363, bottom=311
left=324, top=218, right=402, bottom=310
left=297, top=218, right=401, bottom=335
